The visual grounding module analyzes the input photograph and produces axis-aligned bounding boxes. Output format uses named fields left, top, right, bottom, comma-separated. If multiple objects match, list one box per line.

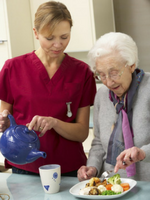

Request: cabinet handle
left=0, top=40, right=7, bottom=44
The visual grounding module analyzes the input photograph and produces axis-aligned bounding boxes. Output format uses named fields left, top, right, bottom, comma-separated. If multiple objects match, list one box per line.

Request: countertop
left=0, top=173, right=150, bottom=200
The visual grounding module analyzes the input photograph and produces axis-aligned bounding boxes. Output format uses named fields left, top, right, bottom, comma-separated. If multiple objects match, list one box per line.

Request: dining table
left=0, top=172, right=150, bottom=200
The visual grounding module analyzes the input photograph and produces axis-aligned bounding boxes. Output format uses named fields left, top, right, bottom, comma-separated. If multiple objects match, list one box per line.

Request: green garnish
left=101, top=190, right=121, bottom=195
left=107, top=174, right=121, bottom=185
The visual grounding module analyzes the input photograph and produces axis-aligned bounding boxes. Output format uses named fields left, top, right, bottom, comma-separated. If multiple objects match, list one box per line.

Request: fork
left=100, top=170, right=113, bottom=182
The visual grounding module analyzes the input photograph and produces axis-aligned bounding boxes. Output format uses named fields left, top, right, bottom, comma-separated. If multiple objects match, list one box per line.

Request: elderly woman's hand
left=77, top=166, right=97, bottom=181
left=26, top=115, right=57, bottom=137
left=114, top=147, right=146, bottom=173
left=0, top=110, right=10, bottom=132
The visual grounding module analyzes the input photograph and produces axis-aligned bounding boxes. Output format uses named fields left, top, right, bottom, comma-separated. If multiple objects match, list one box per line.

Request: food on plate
left=79, top=174, right=130, bottom=196
left=111, top=184, right=123, bottom=193
left=120, top=183, right=130, bottom=191
left=79, top=187, right=95, bottom=195
left=101, top=190, right=121, bottom=195
left=89, top=177, right=101, bottom=186
left=107, top=174, right=121, bottom=185
left=105, top=184, right=113, bottom=190
left=89, top=187, right=101, bottom=195
left=97, top=185, right=107, bottom=193
left=85, top=183, right=90, bottom=187
left=89, top=177, right=107, bottom=187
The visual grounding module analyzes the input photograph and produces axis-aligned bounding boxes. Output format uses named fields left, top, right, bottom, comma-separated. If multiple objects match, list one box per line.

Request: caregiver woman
left=0, top=1, right=96, bottom=176
left=78, top=32, right=150, bottom=181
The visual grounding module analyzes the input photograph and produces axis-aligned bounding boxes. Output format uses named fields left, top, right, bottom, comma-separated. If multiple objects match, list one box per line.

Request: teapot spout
left=26, top=149, right=47, bottom=163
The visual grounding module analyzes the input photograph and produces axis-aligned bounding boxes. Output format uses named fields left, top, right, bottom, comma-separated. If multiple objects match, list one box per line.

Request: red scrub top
left=0, top=51, right=96, bottom=174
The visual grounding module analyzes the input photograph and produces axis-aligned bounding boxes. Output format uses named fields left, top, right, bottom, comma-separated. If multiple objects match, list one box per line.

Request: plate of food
left=69, top=174, right=137, bottom=199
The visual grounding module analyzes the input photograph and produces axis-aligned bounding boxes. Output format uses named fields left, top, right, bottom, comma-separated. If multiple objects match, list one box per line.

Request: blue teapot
left=0, top=114, right=47, bottom=164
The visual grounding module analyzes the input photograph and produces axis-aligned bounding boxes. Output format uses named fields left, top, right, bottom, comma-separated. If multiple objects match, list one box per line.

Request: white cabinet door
left=0, top=43, right=9, bottom=70
left=62, top=0, right=96, bottom=52
left=0, top=0, right=9, bottom=70
left=0, top=0, right=34, bottom=69
left=30, top=0, right=96, bottom=52
left=0, top=0, right=7, bottom=39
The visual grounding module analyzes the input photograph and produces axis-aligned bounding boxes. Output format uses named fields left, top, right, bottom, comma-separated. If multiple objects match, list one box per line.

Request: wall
left=113, top=0, right=150, bottom=72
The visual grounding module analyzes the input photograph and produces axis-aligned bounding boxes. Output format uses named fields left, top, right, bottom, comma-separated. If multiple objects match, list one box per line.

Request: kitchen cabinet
left=0, top=0, right=9, bottom=70
left=0, top=0, right=34, bottom=70
left=29, top=0, right=115, bottom=52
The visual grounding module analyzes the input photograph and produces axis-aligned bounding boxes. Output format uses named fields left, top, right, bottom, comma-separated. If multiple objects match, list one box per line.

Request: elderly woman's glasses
left=94, top=67, right=125, bottom=81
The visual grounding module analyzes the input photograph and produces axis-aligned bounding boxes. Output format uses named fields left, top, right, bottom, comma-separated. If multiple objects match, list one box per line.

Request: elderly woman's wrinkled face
left=96, top=55, right=135, bottom=98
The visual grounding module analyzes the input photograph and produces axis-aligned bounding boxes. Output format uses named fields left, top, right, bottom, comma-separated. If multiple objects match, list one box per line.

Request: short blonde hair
left=34, top=1, right=73, bottom=34
left=88, top=32, right=139, bottom=72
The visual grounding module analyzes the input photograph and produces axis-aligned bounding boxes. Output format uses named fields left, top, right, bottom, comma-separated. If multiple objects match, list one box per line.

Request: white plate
left=69, top=178, right=137, bottom=199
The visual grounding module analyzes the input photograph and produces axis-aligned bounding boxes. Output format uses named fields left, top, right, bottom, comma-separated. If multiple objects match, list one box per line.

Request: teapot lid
left=14, top=126, right=38, bottom=143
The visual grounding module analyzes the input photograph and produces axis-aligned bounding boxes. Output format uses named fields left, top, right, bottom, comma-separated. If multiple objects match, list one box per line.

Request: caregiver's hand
left=114, top=147, right=146, bottom=173
left=0, top=110, right=10, bottom=132
left=26, top=115, right=57, bottom=137
left=77, top=166, right=97, bottom=181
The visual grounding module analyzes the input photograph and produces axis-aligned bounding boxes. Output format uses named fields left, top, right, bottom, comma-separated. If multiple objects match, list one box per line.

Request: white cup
left=39, top=164, right=61, bottom=194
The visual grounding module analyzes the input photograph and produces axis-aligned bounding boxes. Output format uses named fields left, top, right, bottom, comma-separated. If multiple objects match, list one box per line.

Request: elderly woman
left=78, top=32, right=150, bottom=181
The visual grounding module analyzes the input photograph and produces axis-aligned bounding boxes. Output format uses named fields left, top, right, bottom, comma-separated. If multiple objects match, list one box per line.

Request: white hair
left=88, top=32, right=139, bottom=72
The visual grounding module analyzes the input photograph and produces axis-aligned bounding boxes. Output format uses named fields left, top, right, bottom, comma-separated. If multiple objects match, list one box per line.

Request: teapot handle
left=8, top=114, right=17, bottom=126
